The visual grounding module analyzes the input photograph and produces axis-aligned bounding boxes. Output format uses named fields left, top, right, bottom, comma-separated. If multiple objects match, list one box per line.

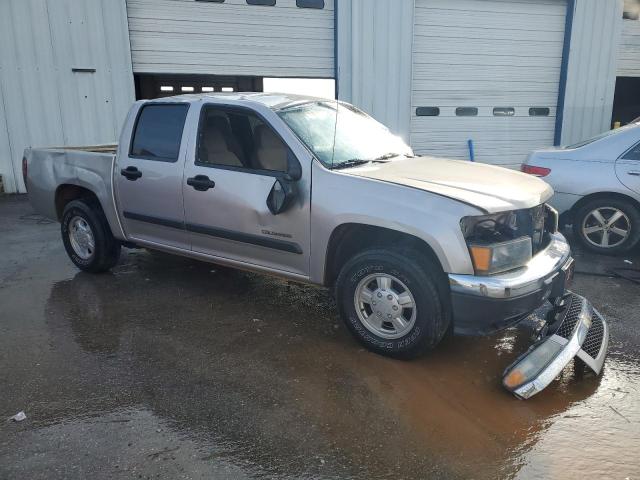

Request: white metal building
left=0, top=0, right=638, bottom=193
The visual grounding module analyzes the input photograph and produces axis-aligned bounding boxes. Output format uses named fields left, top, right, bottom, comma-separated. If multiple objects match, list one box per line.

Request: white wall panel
left=561, top=0, right=623, bottom=146
left=0, top=0, right=134, bottom=193
left=411, top=0, right=566, bottom=167
left=618, top=18, right=640, bottom=77
left=337, top=0, right=414, bottom=140
left=127, top=0, right=335, bottom=78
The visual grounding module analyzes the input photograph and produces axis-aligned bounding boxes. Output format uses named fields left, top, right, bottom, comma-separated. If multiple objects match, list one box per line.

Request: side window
left=130, top=104, right=189, bottom=161
left=623, top=141, right=640, bottom=160
left=197, top=107, right=290, bottom=173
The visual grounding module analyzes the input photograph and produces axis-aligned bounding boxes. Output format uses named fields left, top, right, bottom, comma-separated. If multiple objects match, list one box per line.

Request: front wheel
left=61, top=199, right=121, bottom=273
left=335, top=249, right=450, bottom=359
left=573, top=198, right=640, bottom=255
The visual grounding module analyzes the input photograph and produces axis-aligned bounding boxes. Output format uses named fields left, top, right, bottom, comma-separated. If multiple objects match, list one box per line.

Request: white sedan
left=523, top=121, right=640, bottom=254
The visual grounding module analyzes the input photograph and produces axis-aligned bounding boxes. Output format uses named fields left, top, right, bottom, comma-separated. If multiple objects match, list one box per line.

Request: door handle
left=187, top=175, right=216, bottom=191
left=120, top=166, right=142, bottom=181
left=627, top=170, right=640, bottom=176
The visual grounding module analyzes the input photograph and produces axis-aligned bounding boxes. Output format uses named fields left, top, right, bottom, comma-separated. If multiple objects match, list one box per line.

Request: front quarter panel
left=310, top=162, right=483, bottom=283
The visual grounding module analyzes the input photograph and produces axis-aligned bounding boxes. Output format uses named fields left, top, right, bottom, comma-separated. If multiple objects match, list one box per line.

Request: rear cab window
left=130, top=103, right=189, bottom=161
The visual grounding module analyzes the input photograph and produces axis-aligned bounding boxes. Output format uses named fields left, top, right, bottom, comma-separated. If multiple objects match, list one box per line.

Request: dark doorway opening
left=134, top=74, right=263, bottom=100
left=612, top=76, right=640, bottom=127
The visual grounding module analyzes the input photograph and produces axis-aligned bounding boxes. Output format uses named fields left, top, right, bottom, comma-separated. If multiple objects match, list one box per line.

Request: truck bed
left=24, top=145, right=124, bottom=240
left=44, top=144, right=118, bottom=154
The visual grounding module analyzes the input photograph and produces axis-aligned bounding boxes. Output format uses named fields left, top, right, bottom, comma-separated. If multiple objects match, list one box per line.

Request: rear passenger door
left=115, top=102, right=190, bottom=249
left=182, top=104, right=311, bottom=277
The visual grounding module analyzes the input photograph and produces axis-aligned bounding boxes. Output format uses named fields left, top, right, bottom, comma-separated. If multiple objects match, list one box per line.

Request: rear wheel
left=573, top=198, right=640, bottom=254
left=335, top=249, right=450, bottom=359
left=61, top=199, right=120, bottom=272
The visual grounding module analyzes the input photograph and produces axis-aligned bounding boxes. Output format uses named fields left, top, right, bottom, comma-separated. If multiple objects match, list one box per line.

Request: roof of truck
left=145, top=92, right=333, bottom=111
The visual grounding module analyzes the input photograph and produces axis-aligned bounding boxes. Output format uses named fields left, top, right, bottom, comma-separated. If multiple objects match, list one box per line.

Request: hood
left=347, top=156, right=553, bottom=213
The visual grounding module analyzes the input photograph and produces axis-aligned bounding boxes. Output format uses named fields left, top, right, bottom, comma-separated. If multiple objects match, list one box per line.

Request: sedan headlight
left=468, top=237, right=532, bottom=275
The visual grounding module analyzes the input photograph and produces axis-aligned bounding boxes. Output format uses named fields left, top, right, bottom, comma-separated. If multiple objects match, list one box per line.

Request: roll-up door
left=127, top=0, right=335, bottom=78
left=411, top=0, right=566, bottom=167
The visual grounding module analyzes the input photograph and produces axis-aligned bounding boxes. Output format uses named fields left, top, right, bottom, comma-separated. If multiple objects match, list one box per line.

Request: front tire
left=335, top=249, right=450, bottom=359
left=61, top=199, right=121, bottom=273
left=573, top=198, right=640, bottom=255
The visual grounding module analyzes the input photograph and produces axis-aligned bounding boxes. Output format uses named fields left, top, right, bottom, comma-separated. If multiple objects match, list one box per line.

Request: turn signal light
left=521, top=164, right=551, bottom=177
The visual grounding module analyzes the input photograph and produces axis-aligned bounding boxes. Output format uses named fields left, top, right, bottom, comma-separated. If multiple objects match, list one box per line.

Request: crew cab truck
left=24, top=93, right=608, bottom=398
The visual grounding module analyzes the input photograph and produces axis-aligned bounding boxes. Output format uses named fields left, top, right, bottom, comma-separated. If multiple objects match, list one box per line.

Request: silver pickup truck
left=24, top=93, right=608, bottom=398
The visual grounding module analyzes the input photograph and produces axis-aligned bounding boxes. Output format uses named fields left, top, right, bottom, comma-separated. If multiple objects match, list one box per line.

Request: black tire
left=335, top=248, right=451, bottom=359
left=572, top=198, right=640, bottom=255
left=61, top=199, right=121, bottom=273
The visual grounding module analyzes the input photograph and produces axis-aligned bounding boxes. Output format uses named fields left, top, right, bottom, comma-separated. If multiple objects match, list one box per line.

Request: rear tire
left=61, top=199, right=120, bottom=273
left=335, top=248, right=450, bottom=359
left=573, top=198, right=640, bottom=255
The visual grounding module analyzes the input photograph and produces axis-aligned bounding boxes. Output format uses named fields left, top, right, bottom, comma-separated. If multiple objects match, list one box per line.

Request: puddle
left=2, top=198, right=639, bottom=479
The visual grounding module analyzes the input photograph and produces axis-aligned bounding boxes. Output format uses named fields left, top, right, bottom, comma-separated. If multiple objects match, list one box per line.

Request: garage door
left=411, top=0, right=566, bottom=167
left=127, top=0, right=334, bottom=78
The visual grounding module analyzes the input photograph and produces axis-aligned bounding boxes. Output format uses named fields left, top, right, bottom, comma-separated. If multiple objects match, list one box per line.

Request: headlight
left=468, top=237, right=532, bottom=275
left=461, top=211, right=536, bottom=275
left=503, top=338, right=564, bottom=390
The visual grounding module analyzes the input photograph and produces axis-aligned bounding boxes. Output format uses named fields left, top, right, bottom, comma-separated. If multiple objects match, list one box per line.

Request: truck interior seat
left=206, top=116, right=245, bottom=165
left=202, top=125, right=242, bottom=167
left=251, top=125, right=287, bottom=172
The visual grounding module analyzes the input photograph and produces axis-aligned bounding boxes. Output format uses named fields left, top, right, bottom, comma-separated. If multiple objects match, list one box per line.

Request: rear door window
left=623, top=141, right=640, bottom=160
left=130, top=104, right=189, bottom=161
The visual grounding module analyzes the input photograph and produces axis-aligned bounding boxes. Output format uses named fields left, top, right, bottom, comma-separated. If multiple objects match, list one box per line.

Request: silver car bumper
left=503, top=293, right=609, bottom=399
left=447, top=233, right=574, bottom=336
left=448, top=232, right=572, bottom=299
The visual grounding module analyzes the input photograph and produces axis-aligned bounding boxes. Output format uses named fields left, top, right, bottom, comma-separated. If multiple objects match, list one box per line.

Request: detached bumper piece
left=503, top=293, right=609, bottom=399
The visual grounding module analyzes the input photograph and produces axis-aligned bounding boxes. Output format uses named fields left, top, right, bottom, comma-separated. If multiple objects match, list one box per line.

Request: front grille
left=555, top=294, right=583, bottom=339
left=582, top=315, right=605, bottom=358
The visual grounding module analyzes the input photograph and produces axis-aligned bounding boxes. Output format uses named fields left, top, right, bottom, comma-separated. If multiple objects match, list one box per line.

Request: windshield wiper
left=331, top=158, right=387, bottom=170
left=331, top=152, right=414, bottom=170
left=374, top=152, right=402, bottom=161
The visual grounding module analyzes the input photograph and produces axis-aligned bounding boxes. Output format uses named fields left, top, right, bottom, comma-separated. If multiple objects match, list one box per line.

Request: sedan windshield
left=277, top=101, right=413, bottom=169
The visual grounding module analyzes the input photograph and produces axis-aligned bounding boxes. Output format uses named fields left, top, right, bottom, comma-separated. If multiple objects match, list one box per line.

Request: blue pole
left=468, top=139, right=475, bottom=161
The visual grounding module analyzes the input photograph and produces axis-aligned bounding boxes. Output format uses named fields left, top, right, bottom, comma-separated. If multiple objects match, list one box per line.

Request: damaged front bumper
left=502, top=292, right=609, bottom=399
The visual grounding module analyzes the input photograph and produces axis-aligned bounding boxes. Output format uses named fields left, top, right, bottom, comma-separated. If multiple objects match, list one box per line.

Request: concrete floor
left=1, top=194, right=639, bottom=479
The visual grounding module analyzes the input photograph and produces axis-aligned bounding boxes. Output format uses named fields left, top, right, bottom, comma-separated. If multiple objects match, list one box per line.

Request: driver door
left=182, top=104, right=311, bottom=277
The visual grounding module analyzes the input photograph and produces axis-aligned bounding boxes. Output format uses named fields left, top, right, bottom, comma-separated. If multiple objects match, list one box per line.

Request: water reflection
left=41, top=250, right=634, bottom=479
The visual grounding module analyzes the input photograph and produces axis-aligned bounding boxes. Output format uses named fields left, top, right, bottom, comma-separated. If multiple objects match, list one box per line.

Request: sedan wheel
left=581, top=207, right=630, bottom=249
left=573, top=198, right=640, bottom=255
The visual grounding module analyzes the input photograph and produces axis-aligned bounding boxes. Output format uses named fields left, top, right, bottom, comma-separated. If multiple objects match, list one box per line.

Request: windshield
left=277, top=101, right=413, bottom=169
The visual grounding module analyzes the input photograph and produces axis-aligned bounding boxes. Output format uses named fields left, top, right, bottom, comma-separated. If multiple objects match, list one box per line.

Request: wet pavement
left=1, top=194, right=639, bottom=479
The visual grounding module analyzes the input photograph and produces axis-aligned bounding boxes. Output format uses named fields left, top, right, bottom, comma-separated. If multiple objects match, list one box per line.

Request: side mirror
left=267, top=177, right=297, bottom=215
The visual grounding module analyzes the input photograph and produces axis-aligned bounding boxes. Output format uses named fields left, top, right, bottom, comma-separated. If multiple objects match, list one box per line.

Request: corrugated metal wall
left=0, top=0, right=134, bottom=193
left=560, top=0, right=623, bottom=146
left=618, top=18, right=640, bottom=77
left=127, top=0, right=335, bottom=78
left=336, top=0, right=414, bottom=140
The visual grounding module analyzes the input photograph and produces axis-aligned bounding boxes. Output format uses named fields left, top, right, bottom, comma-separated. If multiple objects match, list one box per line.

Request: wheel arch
left=323, top=223, right=446, bottom=288
left=55, top=184, right=103, bottom=221
left=568, top=191, right=640, bottom=224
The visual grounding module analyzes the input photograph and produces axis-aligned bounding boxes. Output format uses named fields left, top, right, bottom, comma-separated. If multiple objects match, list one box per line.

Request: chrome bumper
left=448, top=232, right=572, bottom=299
left=503, top=293, right=609, bottom=399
